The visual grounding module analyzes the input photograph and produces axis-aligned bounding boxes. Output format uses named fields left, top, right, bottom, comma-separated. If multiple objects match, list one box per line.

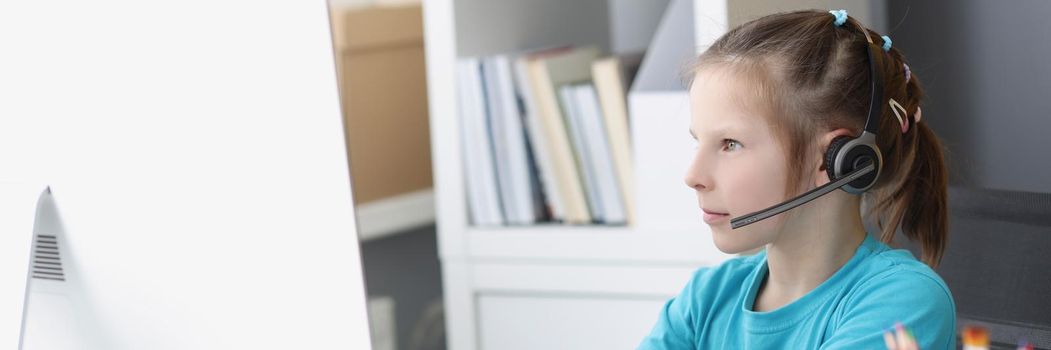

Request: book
left=591, top=54, right=642, bottom=225
left=513, top=54, right=563, bottom=222
left=457, top=58, right=504, bottom=226
left=459, top=47, right=639, bottom=226
left=559, top=84, right=603, bottom=222
left=523, top=47, right=601, bottom=224
left=482, top=56, right=536, bottom=225
left=573, top=83, right=626, bottom=224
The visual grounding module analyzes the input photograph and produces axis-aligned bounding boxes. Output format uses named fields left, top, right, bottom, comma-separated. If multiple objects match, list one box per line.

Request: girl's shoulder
left=830, top=244, right=958, bottom=349
left=840, top=239, right=957, bottom=326
left=855, top=238, right=952, bottom=294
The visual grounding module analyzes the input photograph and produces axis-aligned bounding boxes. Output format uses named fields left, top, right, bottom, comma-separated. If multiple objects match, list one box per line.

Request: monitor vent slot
left=31, top=234, right=65, bottom=281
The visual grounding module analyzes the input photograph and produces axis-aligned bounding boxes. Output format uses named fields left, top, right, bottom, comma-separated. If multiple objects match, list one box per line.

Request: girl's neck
left=753, top=193, right=867, bottom=312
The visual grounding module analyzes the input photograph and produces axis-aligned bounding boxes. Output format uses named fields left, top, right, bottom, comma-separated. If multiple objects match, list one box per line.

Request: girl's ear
left=815, top=128, right=858, bottom=187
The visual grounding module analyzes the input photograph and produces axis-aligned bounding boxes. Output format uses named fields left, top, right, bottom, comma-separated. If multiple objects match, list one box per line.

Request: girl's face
left=685, top=67, right=803, bottom=254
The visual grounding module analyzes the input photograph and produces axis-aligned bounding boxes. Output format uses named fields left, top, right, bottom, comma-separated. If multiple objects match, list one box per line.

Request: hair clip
left=888, top=98, right=910, bottom=133
left=829, top=10, right=848, bottom=26
left=881, top=35, right=892, bottom=52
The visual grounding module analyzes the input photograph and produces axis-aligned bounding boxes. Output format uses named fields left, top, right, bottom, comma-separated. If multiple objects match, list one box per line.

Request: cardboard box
left=333, top=5, right=432, bottom=204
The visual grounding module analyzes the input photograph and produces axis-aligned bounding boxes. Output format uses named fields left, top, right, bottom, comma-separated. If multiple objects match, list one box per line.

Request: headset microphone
left=730, top=161, right=874, bottom=229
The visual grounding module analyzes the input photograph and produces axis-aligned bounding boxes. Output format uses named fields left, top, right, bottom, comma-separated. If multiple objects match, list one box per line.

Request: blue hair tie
left=829, top=9, right=848, bottom=26
left=881, top=35, right=893, bottom=52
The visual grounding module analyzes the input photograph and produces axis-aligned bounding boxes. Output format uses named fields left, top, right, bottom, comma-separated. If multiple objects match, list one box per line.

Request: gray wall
left=608, top=0, right=670, bottom=54
left=887, top=0, right=1051, bottom=194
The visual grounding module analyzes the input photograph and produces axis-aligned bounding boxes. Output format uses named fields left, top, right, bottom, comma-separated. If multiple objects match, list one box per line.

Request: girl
left=639, top=9, right=955, bottom=349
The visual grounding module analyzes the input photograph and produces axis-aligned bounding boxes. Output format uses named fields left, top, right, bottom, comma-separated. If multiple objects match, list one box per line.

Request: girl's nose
left=684, top=172, right=708, bottom=191
left=684, top=155, right=711, bottom=191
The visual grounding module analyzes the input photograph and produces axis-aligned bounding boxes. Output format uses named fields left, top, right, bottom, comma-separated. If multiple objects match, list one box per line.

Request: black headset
left=730, top=22, right=886, bottom=229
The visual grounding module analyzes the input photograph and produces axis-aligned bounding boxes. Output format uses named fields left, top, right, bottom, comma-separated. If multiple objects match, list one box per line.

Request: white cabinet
left=423, top=1, right=724, bottom=348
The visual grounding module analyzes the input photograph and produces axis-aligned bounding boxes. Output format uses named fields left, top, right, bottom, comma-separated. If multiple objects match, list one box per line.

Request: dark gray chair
left=900, top=186, right=1051, bottom=349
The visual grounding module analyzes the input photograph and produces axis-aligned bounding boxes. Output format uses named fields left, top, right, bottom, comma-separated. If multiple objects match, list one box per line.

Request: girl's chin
left=711, top=231, right=766, bottom=255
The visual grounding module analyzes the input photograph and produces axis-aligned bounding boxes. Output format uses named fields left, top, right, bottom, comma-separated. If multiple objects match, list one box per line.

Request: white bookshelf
left=423, top=0, right=885, bottom=348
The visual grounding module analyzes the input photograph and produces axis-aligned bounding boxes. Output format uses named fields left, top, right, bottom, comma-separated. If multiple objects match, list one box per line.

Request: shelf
left=469, top=261, right=700, bottom=296
left=356, top=189, right=435, bottom=242
left=459, top=225, right=733, bottom=265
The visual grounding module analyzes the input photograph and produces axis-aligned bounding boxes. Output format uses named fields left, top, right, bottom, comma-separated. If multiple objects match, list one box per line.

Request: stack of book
left=457, top=46, right=641, bottom=227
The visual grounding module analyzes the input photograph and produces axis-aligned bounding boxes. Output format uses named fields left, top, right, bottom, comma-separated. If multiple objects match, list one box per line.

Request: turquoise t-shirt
left=639, top=233, right=956, bottom=349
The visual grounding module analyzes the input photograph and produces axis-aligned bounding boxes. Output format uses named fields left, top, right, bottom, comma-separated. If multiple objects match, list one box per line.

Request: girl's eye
left=723, top=139, right=743, bottom=152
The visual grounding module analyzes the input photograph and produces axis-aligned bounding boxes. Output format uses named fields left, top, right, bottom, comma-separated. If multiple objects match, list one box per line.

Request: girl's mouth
left=702, top=208, right=729, bottom=224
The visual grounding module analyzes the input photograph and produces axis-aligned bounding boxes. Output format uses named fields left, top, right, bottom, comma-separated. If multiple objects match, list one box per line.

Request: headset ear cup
left=825, top=136, right=854, bottom=181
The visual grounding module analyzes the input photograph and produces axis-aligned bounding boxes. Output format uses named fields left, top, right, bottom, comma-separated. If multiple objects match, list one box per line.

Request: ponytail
left=866, top=55, right=950, bottom=268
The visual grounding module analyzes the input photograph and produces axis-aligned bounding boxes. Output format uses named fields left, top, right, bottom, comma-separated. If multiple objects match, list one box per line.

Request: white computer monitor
left=0, top=0, right=373, bottom=349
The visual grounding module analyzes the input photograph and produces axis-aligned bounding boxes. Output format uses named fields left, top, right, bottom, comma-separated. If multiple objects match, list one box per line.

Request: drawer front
left=476, top=293, right=667, bottom=350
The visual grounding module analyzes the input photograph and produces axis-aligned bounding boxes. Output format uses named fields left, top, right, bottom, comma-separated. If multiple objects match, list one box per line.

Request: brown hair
left=688, top=10, right=949, bottom=268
